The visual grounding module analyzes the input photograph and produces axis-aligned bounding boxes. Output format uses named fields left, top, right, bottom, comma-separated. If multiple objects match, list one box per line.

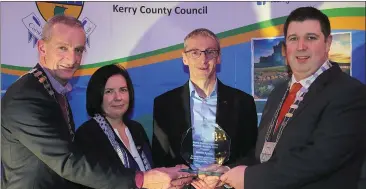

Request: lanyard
left=265, top=83, right=307, bottom=142
left=260, top=61, right=332, bottom=163
left=29, top=68, right=75, bottom=141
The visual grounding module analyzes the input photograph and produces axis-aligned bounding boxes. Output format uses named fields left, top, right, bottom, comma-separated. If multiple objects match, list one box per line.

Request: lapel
left=102, top=118, right=140, bottom=169
left=125, top=120, right=144, bottom=152
left=180, top=82, right=193, bottom=162
left=260, top=81, right=289, bottom=132
left=216, top=79, right=230, bottom=127
left=214, top=80, right=232, bottom=163
left=256, top=81, right=289, bottom=156
left=34, top=64, right=75, bottom=131
left=181, top=81, right=192, bottom=129
left=67, top=101, right=76, bottom=131
left=285, top=63, right=342, bottom=126
left=125, top=120, right=153, bottom=168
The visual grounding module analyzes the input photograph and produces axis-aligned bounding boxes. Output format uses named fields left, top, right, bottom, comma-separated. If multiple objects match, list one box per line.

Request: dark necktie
left=274, top=82, right=302, bottom=132
left=56, top=92, right=69, bottom=123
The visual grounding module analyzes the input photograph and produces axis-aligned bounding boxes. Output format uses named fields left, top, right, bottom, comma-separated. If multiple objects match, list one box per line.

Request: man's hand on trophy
left=220, top=165, right=247, bottom=189
left=191, top=164, right=230, bottom=189
left=142, top=164, right=194, bottom=189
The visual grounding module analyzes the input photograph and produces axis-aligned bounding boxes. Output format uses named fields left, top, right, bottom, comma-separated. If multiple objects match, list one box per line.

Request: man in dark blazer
left=152, top=28, right=258, bottom=184
left=220, top=7, right=366, bottom=189
left=1, top=15, right=192, bottom=189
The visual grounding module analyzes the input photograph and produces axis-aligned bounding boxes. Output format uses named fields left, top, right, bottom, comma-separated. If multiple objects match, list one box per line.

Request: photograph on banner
left=251, top=32, right=352, bottom=100
left=251, top=36, right=288, bottom=100
left=329, top=32, right=352, bottom=75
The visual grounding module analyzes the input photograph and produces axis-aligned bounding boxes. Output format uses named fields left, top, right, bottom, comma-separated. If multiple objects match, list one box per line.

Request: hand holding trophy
left=142, top=165, right=195, bottom=189
left=179, top=123, right=231, bottom=177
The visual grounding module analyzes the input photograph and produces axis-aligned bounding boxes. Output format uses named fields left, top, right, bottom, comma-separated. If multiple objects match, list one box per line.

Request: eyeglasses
left=184, top=49, right=220, bottom=59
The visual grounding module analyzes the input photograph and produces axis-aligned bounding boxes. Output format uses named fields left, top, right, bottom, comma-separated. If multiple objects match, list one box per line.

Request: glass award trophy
left=180, top=123, right=231, bottom=176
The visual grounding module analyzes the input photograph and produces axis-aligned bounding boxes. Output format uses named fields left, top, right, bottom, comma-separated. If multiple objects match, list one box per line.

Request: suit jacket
left=1, top=64, right=137, bottom=189
left=244, top=63, right=366, bottom=189
left=359, top=159, right=366, bottom=189
left=74, top=118, right=153, bottom=189
left=152, top=79, right=258, bottom=168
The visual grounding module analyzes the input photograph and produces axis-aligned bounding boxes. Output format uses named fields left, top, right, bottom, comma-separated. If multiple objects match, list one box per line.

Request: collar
left=290, top=60, right=332, bottom=89
left=40, top=64, right=72, bottom=95
left=189, top=78, right=218, bottom=98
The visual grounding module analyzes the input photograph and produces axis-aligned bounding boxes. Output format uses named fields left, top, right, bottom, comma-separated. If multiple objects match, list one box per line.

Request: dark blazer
left=244, top=63, right=366, bottom=189
left=74, top=118, right=153, bottom=174
left=1, top=64, right=137, bottom=189
left=359, top=160, right=366, bottom=189
left=152, top=79, right=258, bottom=168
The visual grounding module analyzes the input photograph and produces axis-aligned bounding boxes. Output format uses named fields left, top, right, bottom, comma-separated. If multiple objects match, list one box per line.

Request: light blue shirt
left=40, top=64, right=72, bottom=95
left=188, top=79, right=218, bottom=169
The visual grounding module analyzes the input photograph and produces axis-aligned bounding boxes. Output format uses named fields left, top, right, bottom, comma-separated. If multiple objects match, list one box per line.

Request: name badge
left=260, top=142, right=277, bottom=163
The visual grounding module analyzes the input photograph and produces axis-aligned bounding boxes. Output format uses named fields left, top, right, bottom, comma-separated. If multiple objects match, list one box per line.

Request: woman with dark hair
left=75, top=64, right=153, bottom=178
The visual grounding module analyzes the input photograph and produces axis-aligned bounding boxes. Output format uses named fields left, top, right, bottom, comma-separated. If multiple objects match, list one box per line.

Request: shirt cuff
left=135, top=171, right=144, bottom=188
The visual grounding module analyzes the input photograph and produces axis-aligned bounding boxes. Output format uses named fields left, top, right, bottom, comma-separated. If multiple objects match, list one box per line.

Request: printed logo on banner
left=22, top=1, right=96, bottom=48
left=256, top=1, right=290, bottom=6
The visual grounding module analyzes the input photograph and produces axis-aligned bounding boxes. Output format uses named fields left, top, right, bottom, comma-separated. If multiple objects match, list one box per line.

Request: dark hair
left=86, top=64, right=134, bottom=121
left=283, top=7, right=331, bottom=40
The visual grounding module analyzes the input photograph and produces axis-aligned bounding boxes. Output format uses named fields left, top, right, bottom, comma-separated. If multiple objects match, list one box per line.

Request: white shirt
left=113, top=128, right=146, bottom=171
left=290, top=60, right=332, bottom=97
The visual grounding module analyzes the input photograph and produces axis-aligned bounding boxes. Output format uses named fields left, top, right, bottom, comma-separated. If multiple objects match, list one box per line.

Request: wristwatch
left=224, top=184, right=233, bottom=188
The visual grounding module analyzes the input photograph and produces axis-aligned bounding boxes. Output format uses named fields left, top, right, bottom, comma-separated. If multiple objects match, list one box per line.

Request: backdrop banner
left=1, top=1, right=365, bottom=141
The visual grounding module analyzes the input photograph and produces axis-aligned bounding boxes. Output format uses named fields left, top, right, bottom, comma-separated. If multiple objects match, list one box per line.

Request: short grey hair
left=41, top=15, right=84, bottom=41
left=183, top=28, right=221, bottom=51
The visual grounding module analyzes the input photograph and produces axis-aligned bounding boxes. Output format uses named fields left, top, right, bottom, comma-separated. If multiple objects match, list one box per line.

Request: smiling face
left=38, top=23, right=86, bottom=85
left=102, top=74, right=130, bottom=120
left=285, top=20, right=332, bottom=81
left=182, top=35, right=221, bottom=81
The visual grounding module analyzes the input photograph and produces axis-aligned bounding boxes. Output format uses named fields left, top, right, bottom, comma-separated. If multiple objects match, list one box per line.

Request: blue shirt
left=40, top=65, right=72, bottom=95
left=188, top=79, right=218, bottom=169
